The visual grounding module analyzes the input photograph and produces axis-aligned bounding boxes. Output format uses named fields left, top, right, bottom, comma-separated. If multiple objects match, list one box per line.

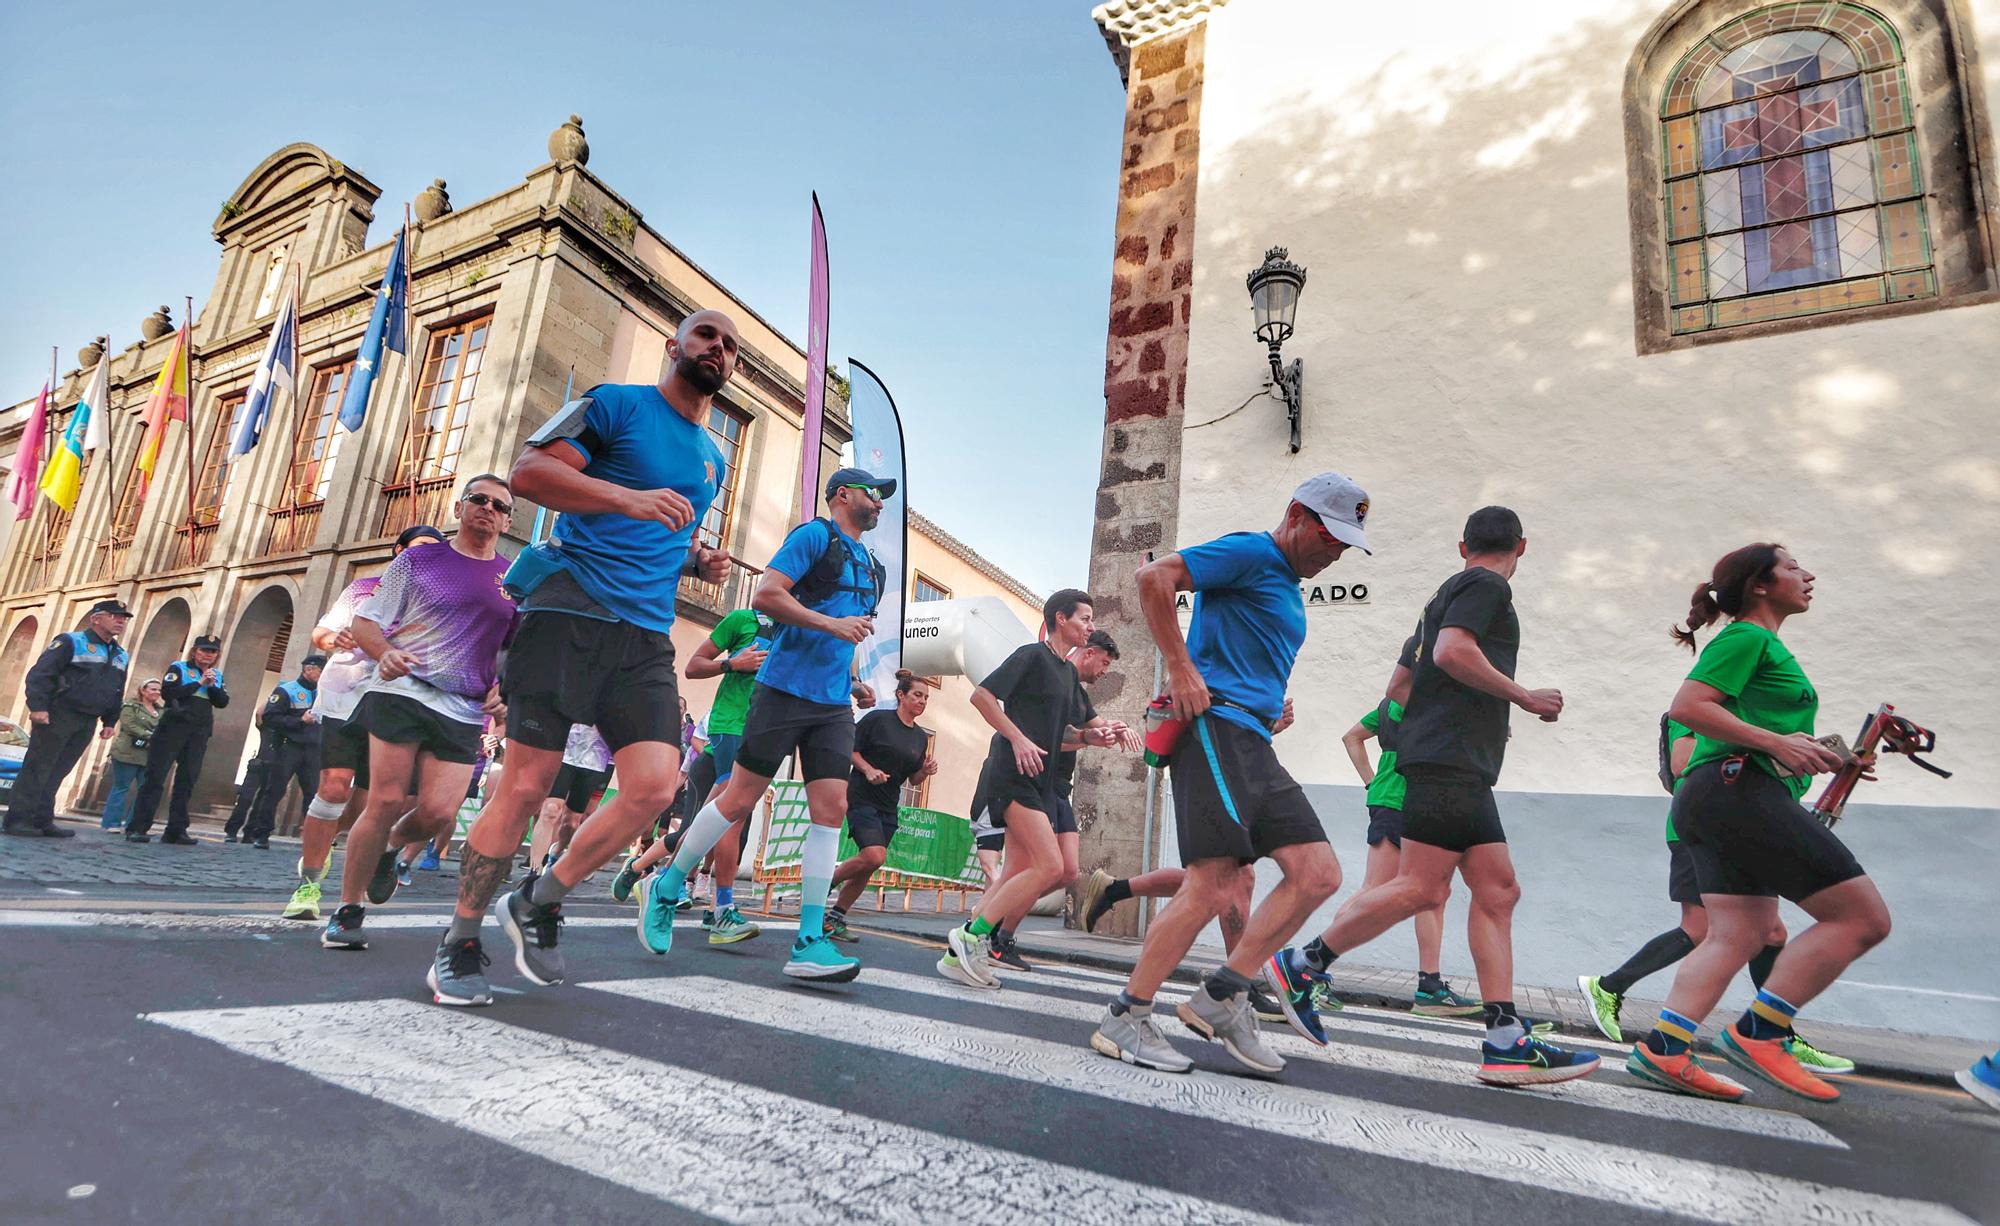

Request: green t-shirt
left=1358, top=700, right=1407, bottom=812
left=1681, top=621, right=1818, bottom=801
left=1662, top=716, right=1692, bottom=842
left=705, top=609, right=775, bottom=736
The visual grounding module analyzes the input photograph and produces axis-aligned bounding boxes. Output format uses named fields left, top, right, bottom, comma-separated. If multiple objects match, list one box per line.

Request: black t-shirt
left=1054, top=683, right=1097, bottom=799
left=848, top=709, right=931, bottom=815
left=978, top=642, right=1079, bottom=788
left=1397, top=567, right=1520, bottom=786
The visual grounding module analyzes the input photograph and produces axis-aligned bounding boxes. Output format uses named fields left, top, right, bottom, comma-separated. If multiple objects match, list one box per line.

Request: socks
left=716, top=885, right=734, bottom=910
left=1747, top=943, right=1784, bottom=990
left=529, top=869, right=570, bottom=908
left=1644, top=1007, right=1700, bottom=1056
left=1417, top=971, right=1446, bottom=995
left=1104, top=878, right=1134, bottom=907
left=659, top=802, right=733, bottom=896
left=1112, top=990, right=1153, bottom=1018
left=966, top=915, right=997, bottom=938
left=797, top=823, right=839, bottom=939
left=994, top=925, right=1015, bottom=950
left=446, top=912, right=482, bottom=943
left=1301, top=936, right=1339, bottom=973
left=1206, top=965, right=1254, bottom=1001
left=1483, top=1000, right=1526, bottom=1046
left=1600, top=927, right=1698, bottom=996
left=1737, top=988, right=1799, bottom=1041
left=300, top=860, right=327, bottom=885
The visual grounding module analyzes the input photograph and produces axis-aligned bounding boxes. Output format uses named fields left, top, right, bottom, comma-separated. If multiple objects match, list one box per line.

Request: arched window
left=1628, top=0, right=1999, bottom=351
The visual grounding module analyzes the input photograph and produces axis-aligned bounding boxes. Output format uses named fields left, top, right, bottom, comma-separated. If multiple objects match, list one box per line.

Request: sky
left=0, top=1, right=1128, bottom=598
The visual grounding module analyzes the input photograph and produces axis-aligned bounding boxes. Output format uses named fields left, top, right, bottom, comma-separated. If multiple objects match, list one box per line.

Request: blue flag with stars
left=337, top=224, right=408, bottom=432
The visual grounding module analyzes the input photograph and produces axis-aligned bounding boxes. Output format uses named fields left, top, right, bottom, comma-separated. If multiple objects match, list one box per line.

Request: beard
left=677, top=353, right=727, bottom=395
left=856, top=505, right=881, bottom=533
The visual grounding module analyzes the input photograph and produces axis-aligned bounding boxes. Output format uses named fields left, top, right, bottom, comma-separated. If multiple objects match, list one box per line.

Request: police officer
left=2, top=599, right=132, bottom=838
left=223, top=724, right=272, bottom=843
left=241, top=654, right=325, bottom=849
left=126, top=634, right=230, bottom=845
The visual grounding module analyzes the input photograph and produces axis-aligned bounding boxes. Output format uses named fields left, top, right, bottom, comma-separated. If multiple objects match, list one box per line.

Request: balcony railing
left=678, top=554, right=762, bottom=617
left=170, top=521, right=219, bottom=570
left=379, top=475, right=456, bottom=540
left=263, top=501, right=324, bottom=556
left=94, top=534, right=134, bottom=581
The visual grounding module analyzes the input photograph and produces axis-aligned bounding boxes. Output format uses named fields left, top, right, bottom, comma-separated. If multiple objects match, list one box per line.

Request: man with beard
left=425, top=310, right=734, bottom=1006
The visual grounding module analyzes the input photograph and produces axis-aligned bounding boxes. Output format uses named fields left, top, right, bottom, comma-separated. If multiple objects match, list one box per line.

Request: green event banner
left=762, top=781, right=983, bottom=887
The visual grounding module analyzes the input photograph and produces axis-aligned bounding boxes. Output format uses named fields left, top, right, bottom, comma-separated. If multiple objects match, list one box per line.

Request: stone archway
left=0, top=614, right=41, bottom=724
left=199, top=586, right=296, bottom=814
left=64, top=597, right=195, bottom=814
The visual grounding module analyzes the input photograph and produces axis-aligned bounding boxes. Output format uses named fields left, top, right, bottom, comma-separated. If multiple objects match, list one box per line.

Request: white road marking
left=1834, top=981, right=2000, bottom=1004
left=144, top=998, right=1289, bottom=1225
left=44, top=886, right=84, bottom=895
left=589, top=976, right=1969, bottom=1225
left=0, top=909, right=794, bottom=933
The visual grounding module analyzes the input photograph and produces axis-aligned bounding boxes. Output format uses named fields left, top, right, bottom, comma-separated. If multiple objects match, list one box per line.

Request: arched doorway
left=0, top=614, right=41, bottom=724
left=67, top=596, right=194, bottom=815
left=200, top=586, right=296, bottom=814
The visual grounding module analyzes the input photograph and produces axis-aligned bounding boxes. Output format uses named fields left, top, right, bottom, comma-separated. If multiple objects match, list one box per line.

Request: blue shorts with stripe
left=1169, top=713, right=1328, bottom=866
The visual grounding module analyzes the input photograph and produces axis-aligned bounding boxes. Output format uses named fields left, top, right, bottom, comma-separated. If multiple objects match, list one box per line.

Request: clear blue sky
left=0, top=1, right=1126, bottom=597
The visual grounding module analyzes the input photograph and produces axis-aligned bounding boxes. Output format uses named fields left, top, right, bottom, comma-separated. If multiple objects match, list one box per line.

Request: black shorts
left=503, top=612, right=680, bottom=754
left=1051, top=794, right=1078, bottom=836
left=976, top=832, right=1006, bottom=853
left=986, top=771, right=1057, bottom=826
left=1670, top=760, right=1866, bottom=902
left=1667, top=839, right=1703, bottom=904
left=1399, top=765, right=1506, bottom=852
left=848, top=805, right=900, bottom=851
left=1365, top=804, right=1404, bottom=848
left=353, top=692, right=482, bottom=765
left=1170, top=714, right=1328, bottom=866
left=317, top=715, right=372, bottom=789
left=550, top=763, right=611, bottom=812
left=736, top=685, right=855, bottom=783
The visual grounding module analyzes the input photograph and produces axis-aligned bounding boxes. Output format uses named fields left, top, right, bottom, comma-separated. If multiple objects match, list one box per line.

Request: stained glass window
left=1659, top=5, right=1933, bottom=335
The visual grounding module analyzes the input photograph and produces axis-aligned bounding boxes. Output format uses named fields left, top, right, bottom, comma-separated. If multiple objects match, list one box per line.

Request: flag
left=232, top=275, right=299, bottom=458
left=135, top=324, right=191, bottom=497
left=798, top=194, right=829, bottom=522
left=8, top=382, right=49, bottom=521
left=338, top=224, right=408, bottom=433
left=38, top=397, right=92, bottom=513
left=847, top=359, right=908, bottom=707
left=80, top=355, right=109, bottom=454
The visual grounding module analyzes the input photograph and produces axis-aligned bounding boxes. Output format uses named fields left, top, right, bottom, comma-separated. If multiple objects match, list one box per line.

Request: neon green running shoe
left=1577, top=974, right=1625, bottom=1042
left=1785, top=1033, right=1856, bottom=1076
left=708, top=906, right=761, bottom=945
left=1310, top=981, right=1343, bottom=1014
left=824, top=913, right=858, bottom=944
left=282, top=878, right=322, bottom=922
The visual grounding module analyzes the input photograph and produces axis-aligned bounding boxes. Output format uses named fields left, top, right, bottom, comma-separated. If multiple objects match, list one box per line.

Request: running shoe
left=281, top=878, right=322, bottom=922
left=1262, top=949, right=1328, bottom=1046
left=783, top=933, right=860, bottom=982
left=427, top=937, right=492, bottom=1007
left=708, top=906, right=760, bottom=945
left=1248, top=986, right=1285, bottom=1024
left=1177, top=981, right=1285, bottom=1075
left=938, top=925, right=1000, bottom=989
left=824, top=912, right=858, bottom=944
left=1785, top=1034, right=1856, bottom=1076
left=1412, top=981, right=1483, bottom=1018
left=1077, top=868, right=1116, bottom=934
left=1956, top=1054, right=2000, bottom=1113
left=395, top=856, right=415, bottom=888
left=1717, top=1027, right=1839, bottom=1101
left=636, top=874, right=676, bottom=956
left=365, top=847, right=401, bottom=905
left=320, top=904, right=367, bottom=950
left=1476, top=1034, right=1600, bottom=1086
left=416, top=848, right=442, bottom=872
left=990, top=936, right=1031, bottom=971
left=1577, top=974, right=1625, bottom=1042
left=609, top=857, right=643, bottom=903
left=1310, top=981, right=1344, bottom=1014
left=675, top=883, right=695, bottom=912
left=1625, top=1043, right=1749, bottom=1101
left=1521, top=1014, right=1558, bottom=1036
left=699, top=908, right=714, bottom=931
left=1090, top=1005, right=1193, bottom=1073
left=499, top=878, right=566, bottom=987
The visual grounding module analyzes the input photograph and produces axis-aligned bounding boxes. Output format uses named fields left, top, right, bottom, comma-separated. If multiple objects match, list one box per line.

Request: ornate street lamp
left=1246, top=246, right=1307, bottom=452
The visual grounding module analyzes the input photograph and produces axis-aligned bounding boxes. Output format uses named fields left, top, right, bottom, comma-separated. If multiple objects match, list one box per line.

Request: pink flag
left=799, top=193, right=830, bottom=523
left=9, top=382, right=50, bottom=520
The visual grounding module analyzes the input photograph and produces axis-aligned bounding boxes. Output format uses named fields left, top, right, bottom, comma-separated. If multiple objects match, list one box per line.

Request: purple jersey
left=356, top=543, right=518, bottom=727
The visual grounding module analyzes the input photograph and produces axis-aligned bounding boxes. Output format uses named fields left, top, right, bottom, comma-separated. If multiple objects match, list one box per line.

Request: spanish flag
left=135, top=324, right=190, bottom=497
left=38, top=355, right=108, bottom=513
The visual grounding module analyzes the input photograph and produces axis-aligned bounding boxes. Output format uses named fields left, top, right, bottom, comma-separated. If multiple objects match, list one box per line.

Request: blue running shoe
left=1261, top=948, right=1328, bottom=1045
left=1476, top=1034, right=1600, bottom=1086
left=416, top=847, right=442, bottom=872
left=783, top=933, right=860, bottom=982
left=636, top=873, right=676, bottom=956
left=1956, top=1053, right=2000, bottom=1113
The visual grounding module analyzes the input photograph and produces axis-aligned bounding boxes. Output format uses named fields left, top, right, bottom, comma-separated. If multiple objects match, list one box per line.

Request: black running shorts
left=1365, top=804, right=1404, bottom=848
left=1670, top=759, right=1865, bottom=902
left=503, top=611, right=680, bottom=754
left=1667, top=839, right=1703, bottom=904
left=353, top=692, right=482, bottom=765
left=1051, top=794, right=1078, bottom=836
left=976, top=831, right=1006, bottom=853
left=1170, top=714, right=1328, bottom=866
left=736, top=685, right=855, bottom=783
left=847, top=804, right=900, bottom=851
left=549, top=763, right=611, bottom=812
left=317, top=715, right=371, bottom=790
left=1399, top=765, right=1506, bottom=852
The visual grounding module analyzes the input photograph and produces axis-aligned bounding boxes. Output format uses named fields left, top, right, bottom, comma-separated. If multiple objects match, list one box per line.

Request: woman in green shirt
left=1629, top=544, right=1891, bottom=1106
left=100, top=679, right=163, bottom=830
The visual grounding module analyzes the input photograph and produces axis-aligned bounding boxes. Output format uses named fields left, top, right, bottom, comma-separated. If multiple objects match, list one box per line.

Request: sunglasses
left=462, top=492, right=514, bottom=516
left=840, top=484, right=884, bottom=500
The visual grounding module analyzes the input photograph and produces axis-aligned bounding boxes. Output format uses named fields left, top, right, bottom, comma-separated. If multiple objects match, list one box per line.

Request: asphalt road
left=2, top=861, right=1996, bottom=1226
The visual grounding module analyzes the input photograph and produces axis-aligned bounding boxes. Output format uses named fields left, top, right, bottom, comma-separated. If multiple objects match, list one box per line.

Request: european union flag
left=337, top=224, right=408, bottom=433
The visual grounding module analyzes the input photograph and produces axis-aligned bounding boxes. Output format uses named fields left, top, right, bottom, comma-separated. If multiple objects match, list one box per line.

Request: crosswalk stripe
left=142, top=998, right=1291, bottom=1226
left=0, top=909, right=794, bottom=933
left=584, top=975, right=1966, bottom=1223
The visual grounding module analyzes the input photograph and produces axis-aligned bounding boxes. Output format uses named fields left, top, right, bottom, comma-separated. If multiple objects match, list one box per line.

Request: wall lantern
left=1245, top=246, right=1307, bottom=453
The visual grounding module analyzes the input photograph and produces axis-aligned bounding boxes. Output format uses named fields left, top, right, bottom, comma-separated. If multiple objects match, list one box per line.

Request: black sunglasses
left=462, top=492, right=514, bottom=516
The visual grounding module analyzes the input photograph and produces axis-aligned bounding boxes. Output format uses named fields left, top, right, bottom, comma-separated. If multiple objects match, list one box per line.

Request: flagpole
left=181, top=296, right=199, bottom=552
left=45, top=347, right=57, bottom=511
left=397, top=206, right=425, bottom=529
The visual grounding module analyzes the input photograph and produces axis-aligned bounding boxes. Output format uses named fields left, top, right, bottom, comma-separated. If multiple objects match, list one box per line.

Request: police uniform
left=222, top=727, right=272, bottom=842
left=243, top=673, right=321, bottom=844
left=2, top=625, right=129, bottom=835
left=127, top=640, right=230, bottom=842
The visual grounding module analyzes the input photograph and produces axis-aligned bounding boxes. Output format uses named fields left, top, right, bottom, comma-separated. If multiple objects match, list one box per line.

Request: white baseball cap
left=1292, top=472, right=1371, bottom=554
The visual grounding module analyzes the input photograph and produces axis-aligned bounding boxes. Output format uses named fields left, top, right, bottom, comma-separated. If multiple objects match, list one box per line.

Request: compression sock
left=1301, top=936, right=1339, bottom=973
left=716, top=885, right=735, bottom=910
left=798, top=824, right=839, bottom=939
left=1104, top=878, right=1134, bottom=907
left=658, top=802, right=733, bottom=897
left=1746, top=943, right=1784, bottom=989
left=1737, top=988, right=1799, bottom=1041
left=1111, top=990, right=1153, bottom=1018
left=1483, top=1001, right=1526, bottom=1046
left=1642, top=1008, right=1699, bottom=1057
left=446, top=912, right=482, bottom=942
left=966, top=915, right=997, bottom=938
left=529, top=869, right=571, bottom=907
left=1417, top=971, right=1446, bottom=995
left=1205, top=965, right=1254, bottom=1001
left=1600, top=927, right=1698, bottom=996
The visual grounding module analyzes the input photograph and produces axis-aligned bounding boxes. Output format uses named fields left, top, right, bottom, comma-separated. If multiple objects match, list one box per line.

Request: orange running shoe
left=1625, top=1043, right=1749, bottom=1101
left=1718, top=1027, right=1840, bottom=1101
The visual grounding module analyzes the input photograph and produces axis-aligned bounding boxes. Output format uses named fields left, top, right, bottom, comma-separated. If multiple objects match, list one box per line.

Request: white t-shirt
left=563, top=723, right=612, bottom=772
left=311, top=576, right=381, bottom=722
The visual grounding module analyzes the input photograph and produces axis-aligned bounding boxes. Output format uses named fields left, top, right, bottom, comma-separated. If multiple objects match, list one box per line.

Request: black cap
left=395, top=524, right=447, bottom=550
left=301, top=653, right=328, bottom=670
left=87, top=599, right=133, bottom=618
left=824, top=466, right=897, bottom=501
left=192, top=634, right=221, bottom=651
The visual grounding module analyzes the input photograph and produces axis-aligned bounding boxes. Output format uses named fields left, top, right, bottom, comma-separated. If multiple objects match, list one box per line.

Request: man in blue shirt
left=637, top=465, right=893, bottom=984
left=1090, top=472, right=1366, bottom=1077
left=427, top=309, right=735, bottom=1007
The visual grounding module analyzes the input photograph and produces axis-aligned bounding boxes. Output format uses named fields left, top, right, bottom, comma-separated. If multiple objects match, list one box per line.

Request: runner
left=1626, top=543, right=1889, bottom=1104
left=634, top=465, right=892, bottom=984
left=1266, top=505, right=1599, bottom=1086
left=530, top=723, right=612, bottom=871
left=321, top=476, right=517, bottom=952
left=283, top=524, right=445, bottom=921
left=125, top=634, right=230, bottom=846
left=823, top=670, right=938, bottom=943
left=1959, top=1048, right=2000, bottom=1113
left=426, top=309, right=735, bottom=1006
left=239, top=654, right=325, bottom=850
left=1087, top=474, right=1362, bottom=1076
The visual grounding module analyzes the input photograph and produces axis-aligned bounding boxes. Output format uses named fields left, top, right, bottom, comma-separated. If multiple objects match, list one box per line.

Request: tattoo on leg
left=457, top=848, right=515, bottom=913
left=1221, top=904, right=1246, bottom=944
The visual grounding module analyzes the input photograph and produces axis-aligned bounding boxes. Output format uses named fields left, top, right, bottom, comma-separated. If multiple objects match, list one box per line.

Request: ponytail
left=1671, top=542, right=1784, bottom=653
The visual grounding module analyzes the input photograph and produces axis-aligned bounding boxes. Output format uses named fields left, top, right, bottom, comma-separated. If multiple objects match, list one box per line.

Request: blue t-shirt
left=1180, top=531, right=1304, bottom=740
left=757, top=519, right=880, bottom=706
left=529, top=384, right=723, bottom=633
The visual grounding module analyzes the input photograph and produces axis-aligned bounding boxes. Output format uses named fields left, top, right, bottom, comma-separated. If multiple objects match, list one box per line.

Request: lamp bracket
left=1265, top=343, right=1304, bottom=453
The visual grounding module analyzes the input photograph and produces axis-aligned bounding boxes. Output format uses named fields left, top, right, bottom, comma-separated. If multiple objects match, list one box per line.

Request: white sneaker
left=942, top=924, right=1000, bottom=988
